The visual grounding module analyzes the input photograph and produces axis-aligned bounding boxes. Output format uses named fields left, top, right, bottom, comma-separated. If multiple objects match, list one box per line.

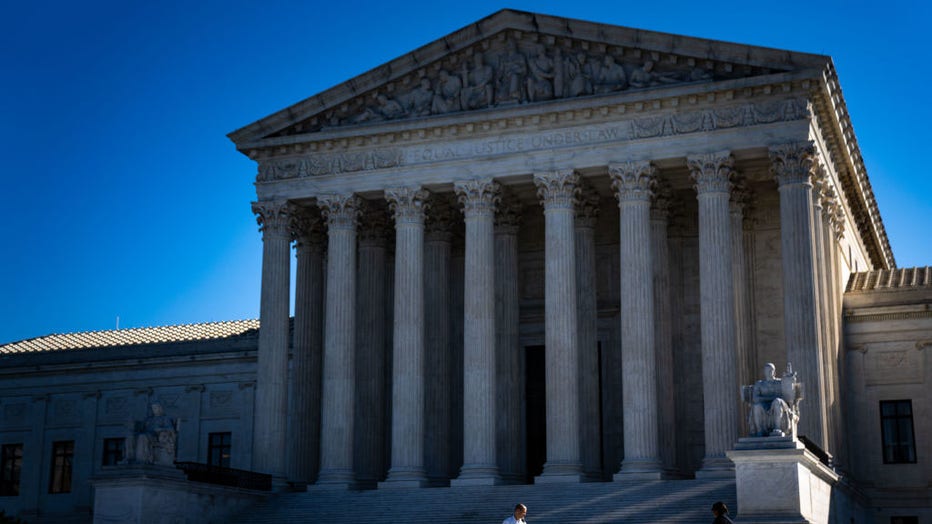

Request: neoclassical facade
left=3, top=9, right=931, bottom=524
left=228, top=10, right=891, bottom=489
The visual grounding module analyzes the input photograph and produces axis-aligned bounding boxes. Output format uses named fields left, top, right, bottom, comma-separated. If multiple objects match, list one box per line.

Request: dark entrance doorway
left=524, top=345, right=546, bottom=482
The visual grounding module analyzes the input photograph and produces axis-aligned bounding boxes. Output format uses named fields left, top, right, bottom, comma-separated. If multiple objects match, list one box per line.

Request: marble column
left=288, top=207, right=326, bottom=485
left=451, top=178, right=502, bottom=486
left=687, top=152, right=738, bottom=477
left=354, top=202, right=390, bottom=488
left=534, top=169, right=584, bottom=483
left=495, top=192, right=523, bottom=483
left=316, top=193, right=361, bottom=487
left=650, top=184, right=677, bottom=474
left=610, top=162, right=663, bottom=479
left=730, top=184, right=754, bottom=437
left=575, top=187, right=602, bottom=481
left=250, top=200, right=292, bottom=481
left=811, top=172, right=834, bottom=452
left=769, top=142, right=827, bottom=449
left=382, top=186, right=430, bottom=488
left=425, top=195, right=455, bottom=486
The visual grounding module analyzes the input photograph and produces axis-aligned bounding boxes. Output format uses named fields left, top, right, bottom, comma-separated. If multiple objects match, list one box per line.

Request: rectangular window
left=102, top=438, right=124, bottom=466
left=880, top=400, right=917, bottom=464
left=207, top=432, right=232, bottom=468
left=48, top=440, right=74, bottom=493
left=1, top=444, right=23, bottom=496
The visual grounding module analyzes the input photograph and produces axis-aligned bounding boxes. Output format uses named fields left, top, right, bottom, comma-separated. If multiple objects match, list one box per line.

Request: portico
left=230, top=9, right=892, bottom=489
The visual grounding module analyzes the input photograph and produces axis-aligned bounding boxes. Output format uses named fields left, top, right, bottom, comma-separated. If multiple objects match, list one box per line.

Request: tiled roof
left=0, top=319, right=260, bottom=354
left=846, top=267, right=932, bottom=293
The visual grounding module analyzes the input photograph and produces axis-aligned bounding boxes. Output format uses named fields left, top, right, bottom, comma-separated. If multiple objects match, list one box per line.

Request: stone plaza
left=1, top=10, right=930, bottom=524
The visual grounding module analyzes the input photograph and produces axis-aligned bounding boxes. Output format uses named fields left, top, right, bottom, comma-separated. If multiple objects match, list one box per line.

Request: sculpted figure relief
left=312, top=37, right=723, bottom=130
left=743, top=363, right=802, bottom=438
left=123, top=402, right=179, bottom=466
left=461, top=53, right=494, bottom=110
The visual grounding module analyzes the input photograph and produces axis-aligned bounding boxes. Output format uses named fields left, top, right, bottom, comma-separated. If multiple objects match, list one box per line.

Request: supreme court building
left=2, top=9, right=930, bottom=523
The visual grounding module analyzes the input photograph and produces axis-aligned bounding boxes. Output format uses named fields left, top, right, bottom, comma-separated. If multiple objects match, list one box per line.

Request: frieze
left=256, top=97, right=809, bottom=182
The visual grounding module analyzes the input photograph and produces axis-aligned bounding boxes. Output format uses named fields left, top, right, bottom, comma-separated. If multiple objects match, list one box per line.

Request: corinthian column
left=651, top=184, right=677, bottom=475
left=575, top=187, right=602, bottom=481
left=688, top=152, right=738, bottom=477
left=316, top=193, right=361, bottom=488
left=424, top=195, right=455, bottom=485
left=288, top=207, right=326, bottom=485
left=730, top=183, right=754, bottom=436
left=534, top=170, right=584, bottom=483
left=495, top=192, right=523, bottom=483
left=382, top=186, right=430, bottom=488
left=354, top=202, right=390, bottom=488
left=251, top=201, right=292, bottom=482
left=769, top=142, right=827, bottom=449
left=610, top=162, right=662, bottom=479
left=451, top=178, right=502, bottom=486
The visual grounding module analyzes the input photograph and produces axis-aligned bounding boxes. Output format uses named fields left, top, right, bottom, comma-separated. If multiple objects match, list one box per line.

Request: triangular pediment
left=229, top=10, right=829, bottom=147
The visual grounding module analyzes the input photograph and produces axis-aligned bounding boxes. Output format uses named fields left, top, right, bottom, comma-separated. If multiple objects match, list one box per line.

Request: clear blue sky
left=1, top=0, right=929, bottom=344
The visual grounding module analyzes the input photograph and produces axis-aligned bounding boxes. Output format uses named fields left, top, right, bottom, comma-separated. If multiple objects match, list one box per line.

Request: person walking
left=503, top=503, right=527, bottom=524
left=711, top=501, right=734, bottom=523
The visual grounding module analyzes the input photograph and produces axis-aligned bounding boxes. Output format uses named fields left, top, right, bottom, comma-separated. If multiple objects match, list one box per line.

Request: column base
left=695, top=455, right=736, bottom=479
left=536, top=462, right=584, bottom=484
left=313, top=468, right=356, bottom=490
left=379, top=467, right=429, bottom=489
left=614, top=458, right=665, bottom=481
left=451, top=464, right=502, bottom=486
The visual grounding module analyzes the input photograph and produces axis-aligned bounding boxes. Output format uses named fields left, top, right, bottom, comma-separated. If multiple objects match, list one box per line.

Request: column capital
left=318, top=193, right=361, bottom=230
left=495, top=190, right=523, bottom=233
left=386, top=186, right=430, bottom=225
left=455, top=178, right=500, bottom=217
left=252, top=200, right=293, bottom=239
left=357, top=200, right=391, bottom=247
left=534, top=169, right=580, bottom=209
left=610, top=161, right=656, bottom=203
left=687, top=151, right=734, bottom=194
left=291, top=205, right=326, bottom=247
left=650, top=181, right=674, bottom=221
left=769, top=141, right=817, bottom=187
left=426, top=193, right=457, bottom=242
left=575, top=186, right=600, bottom=228
left=729, top=181, right=753, bottom=217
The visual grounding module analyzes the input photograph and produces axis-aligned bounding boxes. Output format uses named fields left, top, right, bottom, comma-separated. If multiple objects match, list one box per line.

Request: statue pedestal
left=92, top=465, right=266, bottom=524
left=726, top=437, right=838, bottom=524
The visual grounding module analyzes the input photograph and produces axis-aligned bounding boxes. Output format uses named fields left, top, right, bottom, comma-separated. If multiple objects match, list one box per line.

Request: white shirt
left=502, top=516, right=526, bottom=524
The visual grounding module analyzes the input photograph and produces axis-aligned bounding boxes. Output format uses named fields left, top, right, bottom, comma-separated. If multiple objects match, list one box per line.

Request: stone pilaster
left=730, top=183, right=754, bottom=437
left=289, top=207, right=326, bottom=485
left=769, top=142, right=828, bottom=449
left=574, top=186, right=602, bottom=481
left=688, top=152, right=738, bottom=477
left=495, top=191, right=524, bottom=483
left=316, top=193, right=361, bottom=487
left=381, top=187, right=430, bottom=488
left=451, top=178, right=502, bottom=486
left=822, top=187, right=846, bottom=465
left=650, top=184, right=677, bottom=474
left=610, top=161, right=663, bottom=479
left=250, top=200, right=292, bottom=481
left=354, top=201, right=390, bottom=488
left=534, top=169, right=584, bottom=482
left=424, top=195, right=456, bottom=485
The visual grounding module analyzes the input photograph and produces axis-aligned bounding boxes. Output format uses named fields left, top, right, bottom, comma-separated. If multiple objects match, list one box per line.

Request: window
left=1, top=444, right=23, bottom=496
left=207, top=432, right=231, bottom=468
left=880, top=400, right=917, bottom=464
left=102, top=438, right=124, bottom=466
left=48, top=441, right=74, bottom=493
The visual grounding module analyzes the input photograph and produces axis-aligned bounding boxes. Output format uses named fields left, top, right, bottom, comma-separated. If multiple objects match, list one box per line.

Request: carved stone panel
left=864, top=343, right=924, bottom=386
left=1, top=401, right=28, bottom=430
left=202, top=386, right=239, bottom=419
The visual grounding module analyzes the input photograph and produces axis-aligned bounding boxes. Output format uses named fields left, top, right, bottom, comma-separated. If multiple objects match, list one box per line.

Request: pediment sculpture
left=741, top=363, right=803, bottom=438
left=276, top=32, right=754, bottom=137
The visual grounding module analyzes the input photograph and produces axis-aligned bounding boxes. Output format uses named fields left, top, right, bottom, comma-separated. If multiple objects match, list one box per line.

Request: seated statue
left=742, top=363, right=803, bottom=438
left=122, top=402, right=179, bottom=466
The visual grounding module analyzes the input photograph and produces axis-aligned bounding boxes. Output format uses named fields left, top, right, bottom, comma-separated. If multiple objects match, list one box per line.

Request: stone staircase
left=233, top=478, right=736, bottom=523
